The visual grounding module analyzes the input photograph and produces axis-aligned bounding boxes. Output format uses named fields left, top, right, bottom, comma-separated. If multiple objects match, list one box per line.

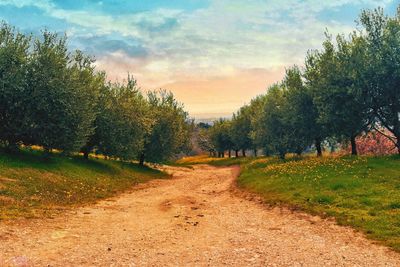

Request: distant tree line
left=0, top=22, right=192, bottom=165
left=203, top=7, right=400, bottom=159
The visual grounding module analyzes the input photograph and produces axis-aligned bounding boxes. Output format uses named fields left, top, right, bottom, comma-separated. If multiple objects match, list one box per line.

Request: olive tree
left=359, top=7, right=400, bottom=153
left=91, top=77, right=149, bottom=161
left=26, top=31, right=100, bottom=153
left=209, top=119, right=234, bottom=157
left=139, top=90, right=191, bottom=165
left=230, top=105, right=253, bottom=157
left=311, top=36, right=369, bottom=155
left=0, top=23, right=30, bottom=151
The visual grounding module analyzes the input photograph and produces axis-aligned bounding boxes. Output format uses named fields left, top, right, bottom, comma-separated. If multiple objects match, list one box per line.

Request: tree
left=248, top=94, right=268, bottom=155
left=139, top=90, right=191, bottom=165
left=26, top=31, right=100, bottom=153
left=0, top=22, right=195, bottom=162
left=209, top=119, right=234, bottom=157
left=254, top=84, right=293, bottom=159
left=282, top=65, right=316, bottom=156
left=92, top=77, right=149, bottom=161
left=303, top=53, right=330, bottom=157
left=68, top=50, right=103, bottom=156
left=0, top=23, right=30, bottom=150
left=359, top=7, right=400, bottom=154
left=230, top=105, right=253, bottom=157
left=196, top=127, right=216, bottom=156
left=311, top=36, right=369, bottom=155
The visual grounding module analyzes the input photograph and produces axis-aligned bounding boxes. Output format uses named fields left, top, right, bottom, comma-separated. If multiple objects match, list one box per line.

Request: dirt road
left=1, top=165, right=399, bottom=266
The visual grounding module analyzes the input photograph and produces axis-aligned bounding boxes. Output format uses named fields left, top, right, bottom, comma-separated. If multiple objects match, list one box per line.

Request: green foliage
left=26, top=31, right=97, bottom=152
left=254, top=84, right=294, bottom=158
left=140, top=90, right=192, bottom=164
left=0, top=22, right=191, bottom=163
left=248, top=94, right=268, bottom=151
left=230, top=105, right=253, bottom=152
left=91, top=77, right=149, bottom=160
left=0, top=23, right=30, bottom=148
left=359, top=8, right=400, bottom=152
left=0, top=25, right=102, bottom=153
left=283, top=66, right=319, bottom=155
left=209, top=119, right=234, bottom=156
left=312, top=35, right=369, bottom=154
left=220, top=6, right=400, bottom=158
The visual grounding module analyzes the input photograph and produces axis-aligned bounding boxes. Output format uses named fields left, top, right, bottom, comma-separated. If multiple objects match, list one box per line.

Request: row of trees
left=0, top=22, right=191, bottom=164
left=204, top=7, right=400, bottom=159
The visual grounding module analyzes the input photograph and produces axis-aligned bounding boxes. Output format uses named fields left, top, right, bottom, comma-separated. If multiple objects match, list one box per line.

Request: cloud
left=0, top=0, right=396, bottom=116
left=74, top=35, right=149, bottom=58
left=161, top=67, right=286, bottom=116
left=2, top=1, right=393, bottom=76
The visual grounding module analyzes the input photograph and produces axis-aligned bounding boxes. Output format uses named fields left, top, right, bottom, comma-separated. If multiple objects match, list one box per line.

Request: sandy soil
left=0, top=165, right=399, bottom=266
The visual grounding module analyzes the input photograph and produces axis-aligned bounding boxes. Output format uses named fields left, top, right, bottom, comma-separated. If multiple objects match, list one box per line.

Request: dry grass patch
left=0, top=149, right=168, bottom=220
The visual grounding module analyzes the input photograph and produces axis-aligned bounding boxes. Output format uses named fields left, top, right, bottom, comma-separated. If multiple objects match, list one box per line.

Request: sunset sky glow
left=0, top=0, right=398, bottom=118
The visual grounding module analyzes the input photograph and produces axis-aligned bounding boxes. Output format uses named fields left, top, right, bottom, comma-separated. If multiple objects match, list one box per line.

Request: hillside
left=0, top=149, right=168, bottom=220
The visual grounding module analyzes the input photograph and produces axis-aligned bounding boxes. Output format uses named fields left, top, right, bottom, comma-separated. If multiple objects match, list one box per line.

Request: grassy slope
left=0, top=149, right=168, bottom=220
left=178, top=154, right=400, bottom=251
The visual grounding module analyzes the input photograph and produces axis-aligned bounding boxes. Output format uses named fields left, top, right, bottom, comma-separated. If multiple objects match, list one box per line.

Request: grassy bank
left=179, top=154, right=400, bottom=251
left=0, top=149, right=168, bottom=220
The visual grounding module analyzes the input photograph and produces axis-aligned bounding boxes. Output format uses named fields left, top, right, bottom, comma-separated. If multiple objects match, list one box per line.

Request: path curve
left=1, top=165, right=399, bottom=266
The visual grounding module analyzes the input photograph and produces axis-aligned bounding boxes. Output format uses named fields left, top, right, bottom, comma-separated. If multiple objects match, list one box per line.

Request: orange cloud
left=158, top=67, right=285, bottom=118
left=95, top=52, right=285, bottom=118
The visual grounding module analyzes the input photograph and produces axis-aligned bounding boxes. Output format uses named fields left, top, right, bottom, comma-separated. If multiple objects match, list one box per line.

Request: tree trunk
left=139, top=152, right=145, bottom=166
left=235, top=150, right=239, bottom=157
left=254, top=149, right=257, bottom=157
left=43, top=147, right=52, bottom=160
left=396, top=137, right=400, bottom=155
left=295, top=146, right=302, bottom=156
left=394, top=128, right=400, bottom=155
left=242, top=149, right=246, bottom=157
left=350, top=135, right=358, bottom=156
left=5, top=142, right=18, bottom=154
left=315, top=138, right=322, bottom=157
left=330, top=144, right=336, bottom=153
left=279, top=151, right=285, bottom=160
left=228, top=150, right=231, bottom=158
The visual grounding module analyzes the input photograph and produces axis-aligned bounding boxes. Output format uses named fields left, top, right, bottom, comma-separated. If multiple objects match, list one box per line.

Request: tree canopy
left=0, top=23, right=192, bottom=164
left=206, top=5, right=400, bottom=159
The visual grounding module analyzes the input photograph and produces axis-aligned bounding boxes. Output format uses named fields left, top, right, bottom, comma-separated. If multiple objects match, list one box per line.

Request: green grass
left=240, top=155, right=400, bottom=251
left=0, top=148, right=168, bottom=220
left=174, top=154, right=256, bottom=167
left=182, top=154, right=400, bottom=252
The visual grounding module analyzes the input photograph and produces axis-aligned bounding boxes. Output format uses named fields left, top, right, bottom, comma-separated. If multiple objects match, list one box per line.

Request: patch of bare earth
left=0, top=165, right=399, bottom=266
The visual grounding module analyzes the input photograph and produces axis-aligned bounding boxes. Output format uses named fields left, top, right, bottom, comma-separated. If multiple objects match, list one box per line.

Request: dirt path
left=1, top=165, right=399, bottom=266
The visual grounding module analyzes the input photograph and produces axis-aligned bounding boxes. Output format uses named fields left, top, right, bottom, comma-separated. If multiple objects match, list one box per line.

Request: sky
left=0, top=0, right=398, bottom=119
